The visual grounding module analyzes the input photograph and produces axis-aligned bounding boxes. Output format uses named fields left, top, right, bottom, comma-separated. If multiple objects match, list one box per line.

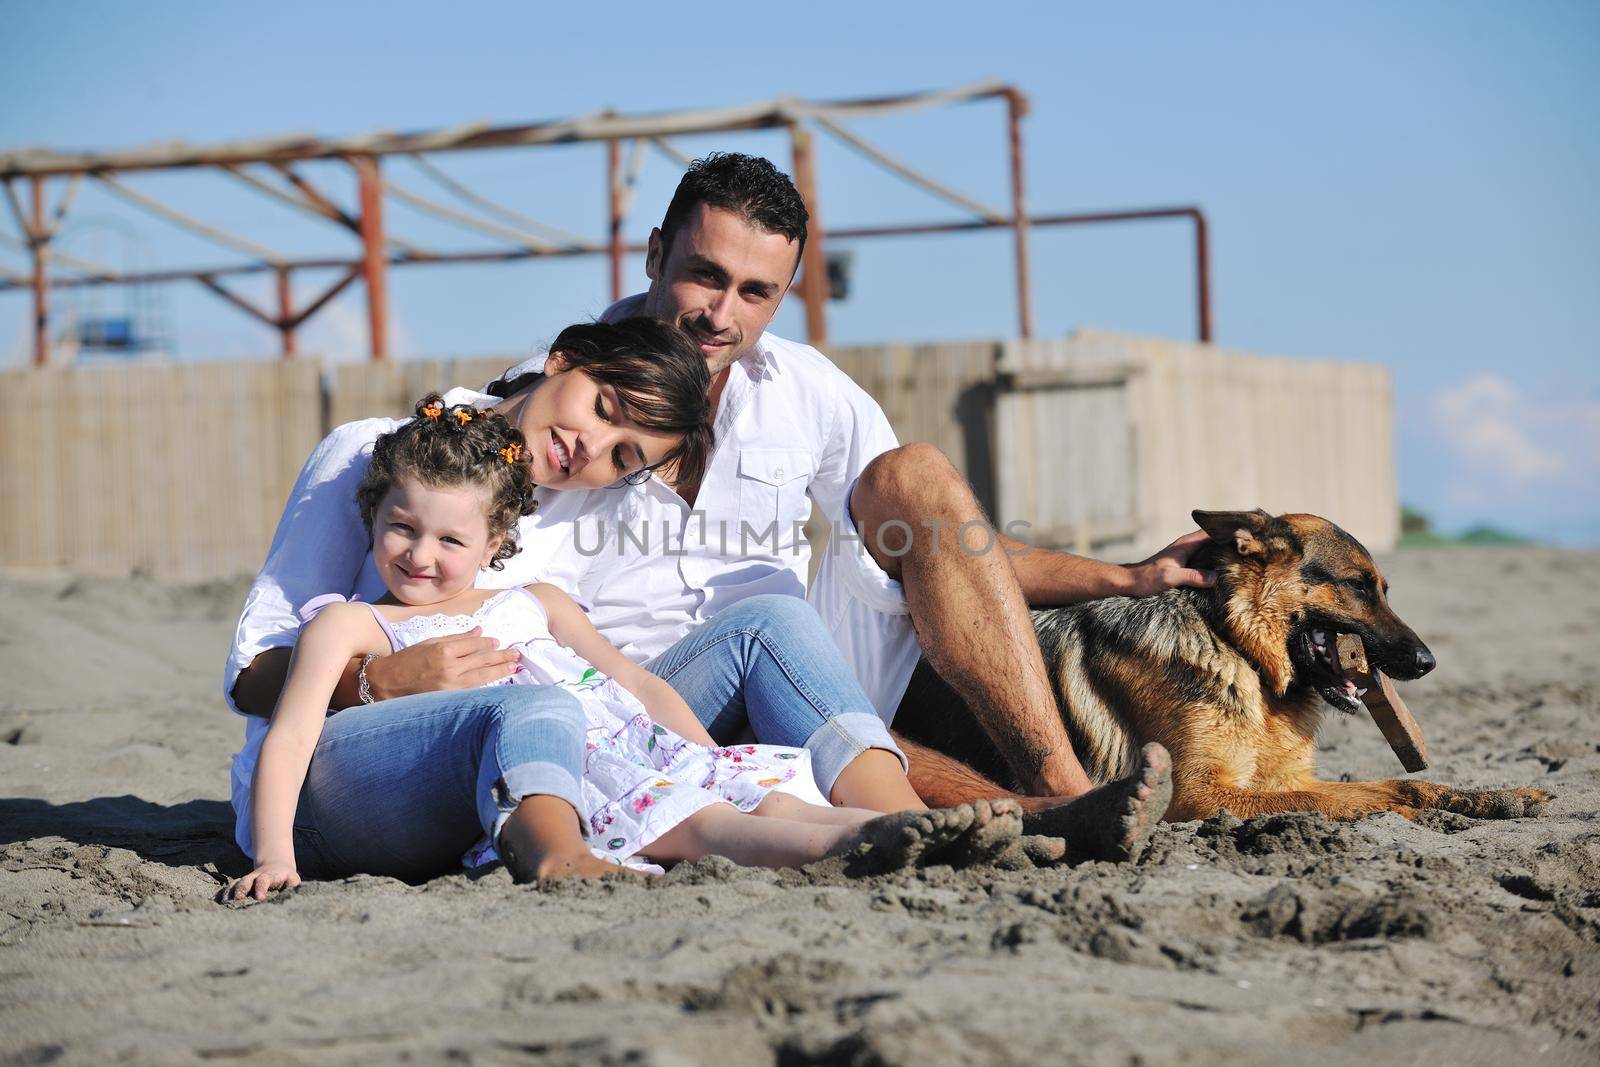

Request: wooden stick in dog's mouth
left=1335, top=633, right=1430, bottom=772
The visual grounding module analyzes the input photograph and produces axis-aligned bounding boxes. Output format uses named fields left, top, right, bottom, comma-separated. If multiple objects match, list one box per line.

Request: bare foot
left=836, top=799, right=1024, bottom=874
left=496, top=795, right=649, bottom=885
left=1020, top=742, right=1172, bottom=863
left=497, top=835, right=647, bottom=884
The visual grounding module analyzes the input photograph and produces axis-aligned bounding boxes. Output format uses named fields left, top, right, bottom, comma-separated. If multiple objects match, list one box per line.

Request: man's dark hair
left=657, top=153, right=809, bottom=269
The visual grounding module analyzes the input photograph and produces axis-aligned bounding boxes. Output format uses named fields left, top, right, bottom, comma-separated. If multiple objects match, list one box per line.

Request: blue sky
left=2, top=1, right=1596, bottom=544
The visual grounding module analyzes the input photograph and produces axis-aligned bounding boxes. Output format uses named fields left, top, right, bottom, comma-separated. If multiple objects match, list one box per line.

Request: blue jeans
left=644, top=594, right=907, bottom=798
left=291, top=685, right=584, bottom=882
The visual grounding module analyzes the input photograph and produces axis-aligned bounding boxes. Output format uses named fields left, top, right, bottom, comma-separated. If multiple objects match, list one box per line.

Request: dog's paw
left=1438, top=787, right=1551, bottom=819
left=1508, top=787, right=1552, bottom=817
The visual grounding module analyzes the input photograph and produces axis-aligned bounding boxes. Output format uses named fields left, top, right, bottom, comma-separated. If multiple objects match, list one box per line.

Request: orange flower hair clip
left=432, top=403, right=477, bottom=434
left=421, top=400, right=444, bottom=421
left=498, top=442, right=524, bottom=465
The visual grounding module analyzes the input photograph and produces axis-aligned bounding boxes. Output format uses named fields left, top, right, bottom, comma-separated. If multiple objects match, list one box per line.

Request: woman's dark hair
left=657, top=153, right=809, bottom=269
left=487, top=317, right=714, bottom=488
left=356, top=394, right=537, bottom=571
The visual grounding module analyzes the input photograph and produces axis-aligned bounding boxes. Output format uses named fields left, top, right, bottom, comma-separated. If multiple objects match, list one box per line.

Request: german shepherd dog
left=894, top=509, right=1550, bottom=822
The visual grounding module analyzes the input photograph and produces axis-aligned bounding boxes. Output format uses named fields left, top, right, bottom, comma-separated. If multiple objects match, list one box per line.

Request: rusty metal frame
left=0, top=82, right=1213, bottom=365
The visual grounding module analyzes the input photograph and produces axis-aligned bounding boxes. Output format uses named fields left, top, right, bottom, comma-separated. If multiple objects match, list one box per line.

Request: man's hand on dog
left=1124, top=529, right=1217, bottom=597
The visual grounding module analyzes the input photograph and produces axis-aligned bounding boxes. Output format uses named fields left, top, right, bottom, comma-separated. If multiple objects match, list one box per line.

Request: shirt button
left=773, top=467, right=785, bottom=479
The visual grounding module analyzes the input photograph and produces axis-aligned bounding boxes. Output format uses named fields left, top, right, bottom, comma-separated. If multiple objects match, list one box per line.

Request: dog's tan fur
left=894, top=509, right=1550, bottom=822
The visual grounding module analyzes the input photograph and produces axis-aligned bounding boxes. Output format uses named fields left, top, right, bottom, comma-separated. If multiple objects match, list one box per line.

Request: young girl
left=227, top=394, right=1019, bottom=899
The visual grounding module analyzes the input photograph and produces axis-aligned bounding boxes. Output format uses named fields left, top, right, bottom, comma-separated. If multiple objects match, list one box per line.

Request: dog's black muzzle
left=1366, top=631, right=1437, bottom=681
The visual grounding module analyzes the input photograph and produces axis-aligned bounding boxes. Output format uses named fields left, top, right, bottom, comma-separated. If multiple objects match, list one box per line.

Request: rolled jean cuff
left=802, top=710, right=908, bottom=798
left=486, top=760, right=586, bottom=846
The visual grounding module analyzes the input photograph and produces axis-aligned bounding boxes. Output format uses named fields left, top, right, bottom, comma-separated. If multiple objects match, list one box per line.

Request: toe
left=1021, top=834, right=1067, bottom=865
left=1142, top=742, right=1173, bottom=778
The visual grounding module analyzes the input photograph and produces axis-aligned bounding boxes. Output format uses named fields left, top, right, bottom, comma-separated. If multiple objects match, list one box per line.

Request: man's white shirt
left=499, top=295, right=920, bottom=717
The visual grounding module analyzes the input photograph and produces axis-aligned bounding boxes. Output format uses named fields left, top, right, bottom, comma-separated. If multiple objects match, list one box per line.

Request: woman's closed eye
left=593, top=390, right=648, bottom=478
left=594, top=394, right=627, bottom=473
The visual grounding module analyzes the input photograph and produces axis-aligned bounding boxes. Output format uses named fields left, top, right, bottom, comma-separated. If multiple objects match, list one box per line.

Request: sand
left=3, top=548, right=1597, bottom=1066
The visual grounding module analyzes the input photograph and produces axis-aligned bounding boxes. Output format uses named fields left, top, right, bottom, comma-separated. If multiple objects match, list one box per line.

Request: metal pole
left=1005, top=89, right=1033, bottom=339
left=6, top=208, right=1219, bottom=345
left=354, top=155, right=389, bottom=361
left=789, top=124, right=828, bottom=346
left=30, top=177, right=48, bottom=366
left=276, top=267, right=296, bottom=359
left=0, top=81, right=1012, bottom=179
left=1192, top=209, right=1212, bottom=343
left=607, top=138, right=624, bottom=303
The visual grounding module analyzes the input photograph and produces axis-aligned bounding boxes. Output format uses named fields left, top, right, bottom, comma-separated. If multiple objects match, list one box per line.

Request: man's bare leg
left=897, top=733, right=1018, bottom=808
left=896, top=734, right=1173, bottom=862
left=851, top=443, right=1093, bottom=798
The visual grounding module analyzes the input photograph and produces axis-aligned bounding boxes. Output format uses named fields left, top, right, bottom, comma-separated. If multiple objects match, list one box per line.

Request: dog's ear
left=1192, top=508, right=1275, bottom=558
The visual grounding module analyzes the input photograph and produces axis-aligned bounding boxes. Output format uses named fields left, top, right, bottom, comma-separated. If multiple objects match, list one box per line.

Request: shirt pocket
left=736, top=447, right=815, bottom=547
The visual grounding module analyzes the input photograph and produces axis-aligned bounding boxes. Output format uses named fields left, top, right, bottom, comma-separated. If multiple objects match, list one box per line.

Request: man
left=519, top=153, right=1209, bottom=853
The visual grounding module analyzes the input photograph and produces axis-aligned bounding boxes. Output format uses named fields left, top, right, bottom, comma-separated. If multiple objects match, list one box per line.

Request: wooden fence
left=994, top=330, right=1398, bottom=556
left=0, top=332, right=1396, bottom=581
left=0, top=360, right=322, bottom=580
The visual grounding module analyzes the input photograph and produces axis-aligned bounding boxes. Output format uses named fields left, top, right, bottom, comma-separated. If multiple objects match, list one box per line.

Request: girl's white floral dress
left=303, top=587, right=808, bottom=869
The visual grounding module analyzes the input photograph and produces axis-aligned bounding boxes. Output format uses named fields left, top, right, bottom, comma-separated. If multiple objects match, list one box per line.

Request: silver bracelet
left=357, top=652, right=382, bottom=705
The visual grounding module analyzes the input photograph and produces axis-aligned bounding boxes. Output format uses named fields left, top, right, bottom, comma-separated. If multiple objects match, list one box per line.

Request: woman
left=226, top=317, right=928, bottom=884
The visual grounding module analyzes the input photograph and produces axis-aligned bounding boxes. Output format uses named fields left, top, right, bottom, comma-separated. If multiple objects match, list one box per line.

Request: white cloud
left=1427, top=374, right=1600, bottom=510
left=1430, top=374, right=1564, bottom=481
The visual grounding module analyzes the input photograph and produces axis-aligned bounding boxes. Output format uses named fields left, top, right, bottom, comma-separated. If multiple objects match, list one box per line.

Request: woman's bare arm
left=233, top=630, right=520, bottom=717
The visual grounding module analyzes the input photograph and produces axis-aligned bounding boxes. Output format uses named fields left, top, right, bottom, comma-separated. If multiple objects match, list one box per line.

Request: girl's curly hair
left=356, top=394, right=537, bottom=570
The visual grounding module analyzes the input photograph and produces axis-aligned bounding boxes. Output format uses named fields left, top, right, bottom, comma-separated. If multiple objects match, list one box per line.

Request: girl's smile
left=372, top=477, right=504, bottom=606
